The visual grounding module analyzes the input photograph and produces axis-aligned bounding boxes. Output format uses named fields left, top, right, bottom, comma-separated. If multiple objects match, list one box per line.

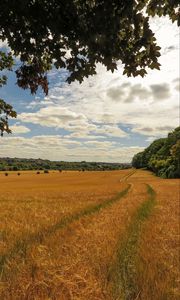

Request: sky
left=0, top=16, right=179, bottom=162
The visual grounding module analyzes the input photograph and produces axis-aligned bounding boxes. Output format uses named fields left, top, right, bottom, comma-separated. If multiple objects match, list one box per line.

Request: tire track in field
left=108, top=184, right=156, bottom=300
left=0, top=184, right=131, bottom=277
left=119, top=170, right=136, bottom=182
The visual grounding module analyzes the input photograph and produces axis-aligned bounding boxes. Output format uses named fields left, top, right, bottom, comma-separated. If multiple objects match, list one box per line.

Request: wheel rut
left=107, top=184, right=157, bottom=300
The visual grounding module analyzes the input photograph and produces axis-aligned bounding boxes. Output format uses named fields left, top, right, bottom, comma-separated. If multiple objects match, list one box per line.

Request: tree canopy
left=0, top=0, right=179, bottom=134
left=132, top=127, right=180, bottom=178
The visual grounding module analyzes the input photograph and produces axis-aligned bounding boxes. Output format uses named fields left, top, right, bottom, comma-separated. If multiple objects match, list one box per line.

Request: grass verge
left=108, top=184, right=156, bottom=300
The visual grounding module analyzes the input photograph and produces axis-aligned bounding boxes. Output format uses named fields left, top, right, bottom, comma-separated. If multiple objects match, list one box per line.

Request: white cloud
left=0, top=135, right=144, bottom=162
left=172, top=78, right=179, bottom=92
left=10, top=124, right=31, bottom=134
left=132, top=125, right=175, bottom=137
left=84, top=140, right=115, bottom=148
left=146, top=136, right=157, bottom=143
left=93, top=125, right=128, bottom=138
left=66, top=132, right=105, bottom=139
left=19, top=106, right=87, bottom=129
left=150, top=83, right=170, bottom=100
left=18, top=106, right=128, bottom=138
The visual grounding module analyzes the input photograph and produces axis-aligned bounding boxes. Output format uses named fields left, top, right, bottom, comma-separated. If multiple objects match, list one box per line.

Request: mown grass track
left=108, top=184, right=156, bottom=300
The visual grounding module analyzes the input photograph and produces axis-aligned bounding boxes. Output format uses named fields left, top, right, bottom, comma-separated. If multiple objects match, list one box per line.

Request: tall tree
left=0, top=0, right=179, bottom=134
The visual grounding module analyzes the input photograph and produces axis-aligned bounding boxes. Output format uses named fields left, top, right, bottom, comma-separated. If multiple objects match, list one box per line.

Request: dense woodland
left=0, top=158, right=131, bottom=172
left=132, top=127, right=180, bottom=178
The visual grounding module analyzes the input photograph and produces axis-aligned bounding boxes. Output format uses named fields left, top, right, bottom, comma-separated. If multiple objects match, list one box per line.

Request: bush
left=44, top=170, right=49, bottom=174
left=5, top=172, right=8, bottom=176
left=36, top=171, right=40, bottom=174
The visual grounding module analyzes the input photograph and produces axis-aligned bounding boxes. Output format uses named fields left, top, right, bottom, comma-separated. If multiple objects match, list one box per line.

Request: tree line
left=132, top=127, right=180, bottom=178
left=0, top=158, right=131, bottom=172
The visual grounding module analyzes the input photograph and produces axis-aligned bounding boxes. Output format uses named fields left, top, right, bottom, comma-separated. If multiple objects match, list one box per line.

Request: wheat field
left=0, top=169, right=179, bottom=299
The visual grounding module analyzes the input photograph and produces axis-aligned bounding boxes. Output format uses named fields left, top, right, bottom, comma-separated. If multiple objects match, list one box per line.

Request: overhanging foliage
left=0, top=1, right=179, bottom=134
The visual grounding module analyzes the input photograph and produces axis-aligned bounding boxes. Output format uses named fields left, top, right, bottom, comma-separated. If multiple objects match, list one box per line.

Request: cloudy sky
left=0, top=17, right=179, bottom=162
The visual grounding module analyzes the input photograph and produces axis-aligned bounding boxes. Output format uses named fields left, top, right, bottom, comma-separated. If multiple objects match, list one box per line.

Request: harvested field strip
left=108, top=184, right=156, bottom=300
left=0, top=184, right=131, bottom=277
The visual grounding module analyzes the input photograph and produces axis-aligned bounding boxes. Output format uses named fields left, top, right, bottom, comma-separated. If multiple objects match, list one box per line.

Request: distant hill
left=0, top=157, right=131, bottom=172
left=132, top=127, right=180, bottom=178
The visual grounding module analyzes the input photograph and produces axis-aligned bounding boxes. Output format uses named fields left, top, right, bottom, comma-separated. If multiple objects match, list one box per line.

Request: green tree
left=132, top=127, right=180, bottom=178
left=0, top=1, right=179, bottom=133
left=132, top=152, right=144, bottom=168
left=0, top=51, right=17, bottom=135
left=170, top=140, right=180, bottom=177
